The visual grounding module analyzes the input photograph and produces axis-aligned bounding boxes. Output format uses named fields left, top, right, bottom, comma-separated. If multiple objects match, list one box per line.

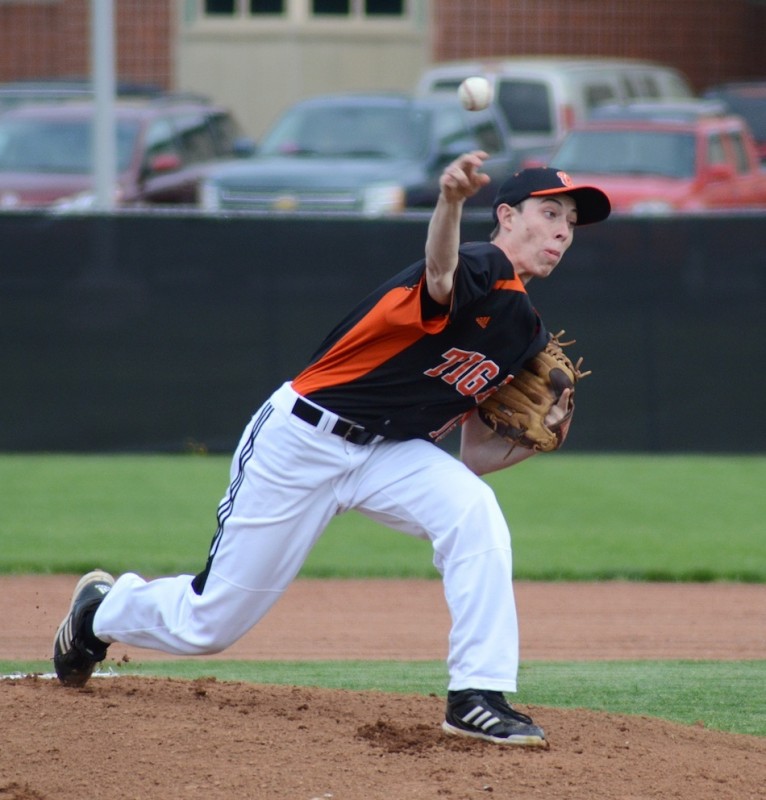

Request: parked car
left=415, top=57, right=695, bottom=162
left=0, top=78, right=170, bottom=115
left=0, top=98, right=254, bottom=209
left=702, top=80, right=766, bottom=163
left=199, top=92, right=516, bottom=215
left=540, top=102, right=766, bottom=214
left=586, top=99, right=729, bottom=123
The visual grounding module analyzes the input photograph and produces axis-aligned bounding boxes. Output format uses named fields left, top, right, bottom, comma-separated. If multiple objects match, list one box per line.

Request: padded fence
left=1, top=210, right=763, bottom=452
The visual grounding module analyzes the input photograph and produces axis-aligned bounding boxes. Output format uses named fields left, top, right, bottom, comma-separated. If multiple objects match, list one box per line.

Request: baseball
left=457, top=76, right=493, bottom=111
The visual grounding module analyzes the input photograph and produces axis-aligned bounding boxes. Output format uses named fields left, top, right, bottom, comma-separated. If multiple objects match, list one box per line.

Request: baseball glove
left=478, top=332, right=591, bottom=452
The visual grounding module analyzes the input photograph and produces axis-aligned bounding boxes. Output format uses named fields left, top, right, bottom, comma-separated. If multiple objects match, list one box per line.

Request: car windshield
left=258, top=105, right=431, bottom=159
left=497, top=80, right=552, bottom=133
left=0, top=118, right=140, bottom=173
left=720, top=94, right=766, bottom=140
left=553, top=130, right=697, bottom=178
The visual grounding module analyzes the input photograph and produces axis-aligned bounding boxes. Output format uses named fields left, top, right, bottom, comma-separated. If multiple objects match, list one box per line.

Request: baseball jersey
left=292, top=241, right=548, bottom=441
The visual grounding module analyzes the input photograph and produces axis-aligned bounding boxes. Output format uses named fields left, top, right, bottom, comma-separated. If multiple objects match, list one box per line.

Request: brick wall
left=431, top=0, right=766, bottom=92
left=0, top=0, right=173, bottom=89
left=0, top=1, right=763, bottom=96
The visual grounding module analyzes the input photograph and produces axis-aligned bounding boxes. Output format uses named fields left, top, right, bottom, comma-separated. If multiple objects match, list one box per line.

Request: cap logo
left=557, top=171, right=574, bottom=187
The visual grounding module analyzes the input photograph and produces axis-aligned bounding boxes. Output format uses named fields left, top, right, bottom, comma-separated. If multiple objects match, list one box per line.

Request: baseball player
left=54, top=151, right=610, bottom=747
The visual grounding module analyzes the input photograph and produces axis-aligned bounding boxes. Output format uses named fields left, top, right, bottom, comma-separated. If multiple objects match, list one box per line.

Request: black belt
left=291, top=397, right=379, bottom=446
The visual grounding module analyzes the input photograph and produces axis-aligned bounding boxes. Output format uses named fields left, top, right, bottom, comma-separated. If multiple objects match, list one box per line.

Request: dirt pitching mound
left=2, top=676, right=764, bottom=800
left=2, top=577, right=764, bottom=799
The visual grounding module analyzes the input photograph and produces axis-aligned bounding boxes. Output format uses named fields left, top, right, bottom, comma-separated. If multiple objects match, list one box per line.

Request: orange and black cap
left=492, top=167, right=611, bottom=226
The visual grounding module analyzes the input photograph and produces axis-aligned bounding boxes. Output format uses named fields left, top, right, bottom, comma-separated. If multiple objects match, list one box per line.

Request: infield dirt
left=1, top=577, right=764, bottom=800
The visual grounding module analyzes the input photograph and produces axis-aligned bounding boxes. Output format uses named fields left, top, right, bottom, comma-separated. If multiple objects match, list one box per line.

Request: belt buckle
left=342, top=423, right=358, bottom=441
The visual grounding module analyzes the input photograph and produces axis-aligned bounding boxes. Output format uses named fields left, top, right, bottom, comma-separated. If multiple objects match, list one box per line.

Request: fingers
left=557, top=387, right=573, bottom=412
left=556, top=406, right=574, bottom=445
left=538, top=388, right=575, bottom=450
left=545, top=388, right=573, bottom=428
left=440, top=150, right=491, bottom=198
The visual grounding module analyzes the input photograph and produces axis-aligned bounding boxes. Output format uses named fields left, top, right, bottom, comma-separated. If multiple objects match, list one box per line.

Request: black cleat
left=442, top=688, right=547, bottom=747
left=53, top=570, right=115, bottom=687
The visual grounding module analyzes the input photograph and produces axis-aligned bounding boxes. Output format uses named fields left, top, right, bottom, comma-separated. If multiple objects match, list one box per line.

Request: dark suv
left=0, top=98, right=254, bottom=209
left=199, top=92, right=516, bottom=215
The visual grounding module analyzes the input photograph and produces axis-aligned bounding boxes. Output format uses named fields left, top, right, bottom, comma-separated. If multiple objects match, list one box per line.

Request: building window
left=366, top=0, right=403, bottom=14
left=313, top=0, right=348, bottom=13
left=252, top=0, right=285, bottom=11
left=312, top=0, right=404, bottom=15
left=205, top=0, right=235, bottom=12
left=203, top=0, right=404, bottom=18
left=204, top=0, right=286, bottom=13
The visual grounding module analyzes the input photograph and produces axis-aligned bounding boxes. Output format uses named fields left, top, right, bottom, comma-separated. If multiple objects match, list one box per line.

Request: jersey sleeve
left=450, top=242, right=516, bottom=317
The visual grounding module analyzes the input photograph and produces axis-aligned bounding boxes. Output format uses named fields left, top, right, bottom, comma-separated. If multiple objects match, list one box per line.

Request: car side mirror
left=521, top=156, right=548, bottom=169
left=149, top=153, right=183, bottom=173
left=705, top=163, right=735, bottom=182
left=232, top=137, right=257, bottom=157
left=433, top=138, right=476, bottom=168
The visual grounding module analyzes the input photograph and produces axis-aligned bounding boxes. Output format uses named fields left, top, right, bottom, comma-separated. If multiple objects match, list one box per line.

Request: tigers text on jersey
left=292, top=241, right=548, bottom=441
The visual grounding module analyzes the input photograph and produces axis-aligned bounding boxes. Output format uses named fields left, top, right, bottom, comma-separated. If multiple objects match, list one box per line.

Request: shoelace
left=483, top=690, right=534, bottom=724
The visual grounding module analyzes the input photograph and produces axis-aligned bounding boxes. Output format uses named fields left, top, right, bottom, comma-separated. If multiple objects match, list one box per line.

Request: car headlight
left=629, top=200, right=675, bottom=216
left=1, top=191, right=21, bottom=208
left=51, top=187, right=124, bottom=213
left=361, top=183, right=405, bottom=216
left=51, top=192, right=98, bottom=212
left=200, top=180, right=222, bottom=211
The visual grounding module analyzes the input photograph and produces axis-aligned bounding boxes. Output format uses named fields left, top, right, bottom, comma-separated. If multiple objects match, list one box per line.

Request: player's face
left=505, top=196, right=577, bottom=283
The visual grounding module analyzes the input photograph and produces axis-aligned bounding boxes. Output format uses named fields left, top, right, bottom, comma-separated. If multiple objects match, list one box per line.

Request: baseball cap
left=492, top=167, right=611, bottom=226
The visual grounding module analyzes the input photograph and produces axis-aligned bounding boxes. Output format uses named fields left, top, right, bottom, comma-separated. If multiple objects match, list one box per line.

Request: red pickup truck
left=542, top=102, right=766, bottom=213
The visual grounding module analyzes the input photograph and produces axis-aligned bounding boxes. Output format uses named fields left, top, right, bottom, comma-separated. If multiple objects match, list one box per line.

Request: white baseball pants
left=94, top=382, right=521, bottom=692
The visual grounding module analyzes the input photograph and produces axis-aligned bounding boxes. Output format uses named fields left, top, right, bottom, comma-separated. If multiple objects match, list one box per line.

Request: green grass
left=2, top=453, right=764, bottom=738
left=1, top=453, right=764, bottom=580
left=0, top=453, right=223, bottom=575
left=4, top=659, right=764, bottom=737
left=489, top=454, right=766, bottom=582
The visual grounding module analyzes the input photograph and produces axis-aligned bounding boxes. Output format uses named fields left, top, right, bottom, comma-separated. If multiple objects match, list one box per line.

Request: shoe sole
left=441, top=720, right=548, bottom=747
left=53, top=569, right=115, bottom=686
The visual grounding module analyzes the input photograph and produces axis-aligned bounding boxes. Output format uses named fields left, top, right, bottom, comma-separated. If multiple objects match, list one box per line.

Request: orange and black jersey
left=292, top=241, right=548, bottom=441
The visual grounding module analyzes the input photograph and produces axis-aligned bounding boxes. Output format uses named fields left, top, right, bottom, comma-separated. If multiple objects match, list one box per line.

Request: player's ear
left=495, top=203, right=514, bottom=230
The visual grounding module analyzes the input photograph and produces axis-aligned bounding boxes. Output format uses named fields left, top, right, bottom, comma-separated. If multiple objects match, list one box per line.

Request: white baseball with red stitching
left=457, top=76, right=492, bottom=111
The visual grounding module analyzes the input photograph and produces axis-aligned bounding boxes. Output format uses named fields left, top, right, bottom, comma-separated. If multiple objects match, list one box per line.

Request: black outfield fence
left=1, top=210, right=763, bottom=452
